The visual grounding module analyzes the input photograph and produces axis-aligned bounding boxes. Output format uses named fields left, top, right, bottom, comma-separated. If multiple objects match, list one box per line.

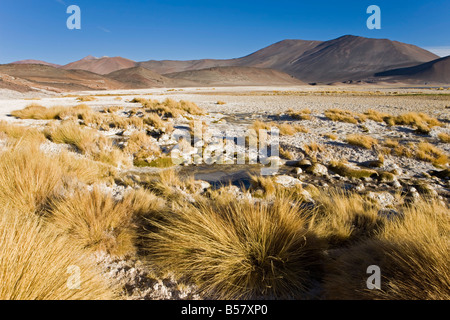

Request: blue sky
left=0, top=0, right=449, bottom=64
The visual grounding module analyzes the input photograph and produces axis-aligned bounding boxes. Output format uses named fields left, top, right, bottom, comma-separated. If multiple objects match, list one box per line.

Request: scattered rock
left=275, top=175, right=302, bottom=188
left=354, top=184, right=365, bottom=192
left=307, top=163, right=328, bottom=176
left=367, top=191, right=396, bottom=208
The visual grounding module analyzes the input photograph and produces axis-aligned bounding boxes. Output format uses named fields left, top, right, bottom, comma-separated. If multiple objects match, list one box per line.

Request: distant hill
left=61, top=56, right=136, bottom=75
left=164, top=66, right=307, bottom=86
left=0, top=64, right=125, bottom=92
left=279, top=35, right=439, bottom=82
left=11, top=59, right=61, bottom=68
left=106, top=67, right=196, bottom=88
left=373, top=56, right=450, bottom=84
left=139, top=35, right=439, bottom=83
left=2, top=35, right=447, bottom=91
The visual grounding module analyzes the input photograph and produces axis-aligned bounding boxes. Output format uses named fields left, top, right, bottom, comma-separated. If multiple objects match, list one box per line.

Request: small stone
left=275, top=175, right=302, bottom=188
left=295, top=167, right=303, bottom=175
left=392, top=180, right=402, bottom=189
left=307, top=163, right=328, bottom=176
left=367, top=191, right=396, bottom=208
left=298, top=159, right=312, bottom=167
left=354, top=184, right=365, bottom=192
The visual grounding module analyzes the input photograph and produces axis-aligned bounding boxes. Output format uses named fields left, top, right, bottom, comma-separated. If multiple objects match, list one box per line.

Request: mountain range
left=2, top=35, right=448, bottom=93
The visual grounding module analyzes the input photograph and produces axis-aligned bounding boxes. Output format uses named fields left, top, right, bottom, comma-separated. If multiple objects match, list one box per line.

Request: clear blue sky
left=1, top=0, right=449, bottom=65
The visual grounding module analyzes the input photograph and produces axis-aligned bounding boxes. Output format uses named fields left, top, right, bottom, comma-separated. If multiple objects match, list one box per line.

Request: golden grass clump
left=390, top=112, right=442, bottom=128
left=364, top=109, right=391, bottom=123
left=139, top=98, right=204, bottom=117
left=57, top=151, right=116, bottom=185
left=383, top=138, right=399, bottom=148
left=310, top=190, right=383, bottom=247
left=11, top=104, right=67, bottom=120
left=124, top=131, right=161, bottom=167
left=328, top=161, right=378, bottom=180
left=303, top=141, right=325, bottom=155
left=143, top=113, right=165, bottom=130
left=438, top=132, right=450, bottom=143
left=287, top=108, right=312, bottom=120
left=415, top=142, right=448, bottom=166
left=0, top=211, right=116, bottom=300
left=324, top=133, right=338, bottom=140
left=346, top=134, right=378, bottom=149
left=45, top=122, right=130, bottom=167
left=278, top=123, right=309, bottom=135
left=145, top=194, right=325, bottom=299
left=76, top=95, right=96, bottom=102
left=48, top=186, right=137, bottom=258
left=44, top=121, right=96, bottom=153
left=249, top=175, right=277, bottom=198
left=216, top=101, right=226, bottom=105
left=0, top=144, right=64, bottom=213
left=323, top=199, right=450, bottom=299
left=279, top=146, right=295, bottom=160
left=0, top=120, right=46, bottom=143
left=324, top=109, right=362, bottom=124
left=144, top=169, right=197, bottom=201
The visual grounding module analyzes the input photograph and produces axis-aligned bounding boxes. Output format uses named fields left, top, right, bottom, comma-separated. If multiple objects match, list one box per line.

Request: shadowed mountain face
left=164, top=66, right=307, bottom=86
left=139, top=35, right=439, bottom=83
left=61, top=56, right=136, bottom=75
left=374, top=56, right=450, bottom=84
left=2, top=35, right=447, bottom=91
left=106, top=67, right=197, bottom=88
left=281, top=35, right=439, bottom=82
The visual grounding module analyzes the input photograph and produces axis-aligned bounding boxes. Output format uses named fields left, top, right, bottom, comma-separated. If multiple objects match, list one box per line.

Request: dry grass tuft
left=287, top=108, right=312, bottom=120
left=0, top=120, right=46, bottom=143
left=303, top=141, right=325, bottom=156
left=323, top=199, right=450, bottom=299
left=277, top=123, right=309, bottom=135
left=415, top=142, right=448, bottom=166
left=76, top=96, right=97, bottom=102
left=124, top=131, right=161, bottom=167
left=364, top=109, right=390, bottom=122
left=328, top=161, right=378, bottom=179
left=438, top=132, right=450, bottom=143
left=0, top=143, right=64, bottom=213
left=346, top=134, right=378, bottom=149
left=145, top=194, right=325, bottom=299
left=48, top=186, right=137, bottom=258
left=324, top=109, right=362, bottom=124
left=11, top=104, right=67, bottom=120
left=310, top=190, right=383, bottom=247
left=0, top=211, right=116, bottom=300
left=324, top=133, right=338, bottom=140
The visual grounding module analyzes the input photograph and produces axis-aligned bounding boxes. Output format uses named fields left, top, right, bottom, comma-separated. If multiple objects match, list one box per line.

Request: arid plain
left=0, top=83, right=448, bottom=300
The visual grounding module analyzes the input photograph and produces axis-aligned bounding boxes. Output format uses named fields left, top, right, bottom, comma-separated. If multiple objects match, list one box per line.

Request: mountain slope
left=106, top=67, right=197, bottom=88
left=61, top=56, right=136, bottom=74
left=139, top=35, right=439, bottom=83
left=0, top=64, right=125, bottom=92
left=164, top=66, right=306, bottom=86
left=281, top=35, right=439, bottom=82
left=373, top=55, right=450, bottom=84
left=11, top=60, right=61, bottom=68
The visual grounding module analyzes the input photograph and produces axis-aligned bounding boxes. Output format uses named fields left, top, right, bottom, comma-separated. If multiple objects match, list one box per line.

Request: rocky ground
left=0, top=85, right=448, bottom=299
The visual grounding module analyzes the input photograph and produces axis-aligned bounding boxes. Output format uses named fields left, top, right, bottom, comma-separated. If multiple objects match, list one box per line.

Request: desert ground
left=0, top=85, right=449, bottom=300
